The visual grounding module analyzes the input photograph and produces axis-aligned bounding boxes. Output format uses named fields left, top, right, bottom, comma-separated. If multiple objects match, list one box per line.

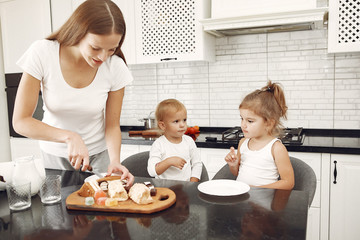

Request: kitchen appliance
left=222, top=127, right=304, bottom=145
left=138, top=111, right=156, bottom=129
left=5, top=73, right=43, bottom=137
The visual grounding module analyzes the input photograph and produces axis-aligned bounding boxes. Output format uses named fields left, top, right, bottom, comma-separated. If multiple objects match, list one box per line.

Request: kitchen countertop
left=121, top=126, right=360, bottom=155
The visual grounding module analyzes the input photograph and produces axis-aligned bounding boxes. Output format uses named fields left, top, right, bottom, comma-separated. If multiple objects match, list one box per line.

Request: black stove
left=221, top=127, right=304, bottom=145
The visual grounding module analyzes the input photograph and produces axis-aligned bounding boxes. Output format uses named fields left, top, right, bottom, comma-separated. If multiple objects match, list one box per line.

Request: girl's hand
left=107, top=162, right=135, bottom=187
left=168, top=157, right=187, bottom=170
left=225, top=147, right=239, bottom=167
left=65, top=131, right=89, bottom=171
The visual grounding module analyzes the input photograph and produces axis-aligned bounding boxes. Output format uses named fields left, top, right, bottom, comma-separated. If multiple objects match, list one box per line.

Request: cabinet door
left=120, top=144, right=140, bottom=162
left=0, top=0, right=52, bottom=73
left=113, top=0, right=136, bottom=64
left=200, top=148, right=228, bottom=179
left=10, top=138, right=42, bottom=160
left=329, top=154, right=360, bottom=240
left=134, top=0, right=214, bottom=64
left=328, top=0, right=360, bottom=53
left=50, top=0, right=73, bottom=32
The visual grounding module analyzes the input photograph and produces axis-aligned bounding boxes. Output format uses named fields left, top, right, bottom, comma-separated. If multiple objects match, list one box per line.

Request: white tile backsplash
left=122, top=28, right=360, bottom=129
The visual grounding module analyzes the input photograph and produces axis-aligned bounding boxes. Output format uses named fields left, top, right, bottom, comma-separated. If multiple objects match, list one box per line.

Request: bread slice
left=129, top=183, right=154, bottom=205
left=107, top=180, right=129, bottom=201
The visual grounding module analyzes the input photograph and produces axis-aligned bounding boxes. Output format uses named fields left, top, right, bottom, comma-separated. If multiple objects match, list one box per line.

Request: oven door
left=5, top=74, right=43, bottom=137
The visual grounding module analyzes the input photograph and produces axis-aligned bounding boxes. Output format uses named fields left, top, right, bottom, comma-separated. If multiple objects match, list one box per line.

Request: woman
left=13, top=0, right=134, bottom=186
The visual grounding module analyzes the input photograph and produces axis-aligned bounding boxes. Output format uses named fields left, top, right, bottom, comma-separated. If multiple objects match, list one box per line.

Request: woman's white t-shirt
left=16, top=39, right=133, bottom=157
left=237, top=138, right=280, bottom=186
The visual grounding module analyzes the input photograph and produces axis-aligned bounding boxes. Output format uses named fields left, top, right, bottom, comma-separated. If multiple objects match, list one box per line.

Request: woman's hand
left=225, top=147, right=239, bottom=167
left=65, top=131, right=89, bottom=171
left=107, top=162, right=135, bottom=187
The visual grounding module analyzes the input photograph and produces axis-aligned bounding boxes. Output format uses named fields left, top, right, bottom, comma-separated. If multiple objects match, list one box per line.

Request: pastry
left=107, top=180, right=129, bottom=201
left=129, top=183, right=154, bottom=205
left=105, top=198, right=118, bottom=207
left=78, top=180, right=101, bottom=197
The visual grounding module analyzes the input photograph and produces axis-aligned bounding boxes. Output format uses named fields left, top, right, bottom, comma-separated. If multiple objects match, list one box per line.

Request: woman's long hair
left=47, top=0, right=127, bottom=63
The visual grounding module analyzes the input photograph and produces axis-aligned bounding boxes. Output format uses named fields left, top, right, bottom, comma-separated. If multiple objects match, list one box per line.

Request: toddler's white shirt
left=147, top=135, right=202, bottom=181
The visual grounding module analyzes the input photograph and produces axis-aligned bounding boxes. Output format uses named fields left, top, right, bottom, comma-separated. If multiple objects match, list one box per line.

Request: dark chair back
left=121, top=151, right=151, bottom=178
left=289, top=156, right=317, bottom=206
left=212, top=164, right=236, bottom=180
left=199, top=163, right=209, bottom=182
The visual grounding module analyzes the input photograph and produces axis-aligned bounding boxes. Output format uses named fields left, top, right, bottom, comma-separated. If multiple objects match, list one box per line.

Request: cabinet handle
left=333, top=160, right=337, bottom=184
left=160, top=58, right=177, bottom=61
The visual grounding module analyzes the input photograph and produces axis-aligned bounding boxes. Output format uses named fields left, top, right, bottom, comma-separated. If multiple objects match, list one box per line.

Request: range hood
left=200, top=8, right=328, bottom=37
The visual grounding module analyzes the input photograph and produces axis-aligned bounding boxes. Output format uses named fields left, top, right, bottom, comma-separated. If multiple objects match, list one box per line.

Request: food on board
left=129, top=183, right=154, bottom=205
left=85, top=197, right=95, bottom=206
left=108, top=180, right=129, bottom=201
left=77, top=176, right=155, bottom=206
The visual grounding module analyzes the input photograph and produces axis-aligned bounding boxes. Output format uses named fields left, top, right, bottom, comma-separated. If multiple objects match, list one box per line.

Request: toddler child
left=225, top=81, right=294, bottom=190
left=147, top=99, right=202, bottom=182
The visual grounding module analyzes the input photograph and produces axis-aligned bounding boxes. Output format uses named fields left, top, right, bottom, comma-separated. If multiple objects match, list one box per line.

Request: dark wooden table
left=0, top=169, right=308, bottom=239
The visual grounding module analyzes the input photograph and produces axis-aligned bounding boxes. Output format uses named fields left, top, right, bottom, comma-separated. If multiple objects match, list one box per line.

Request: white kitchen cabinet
left=328, top=0, right=360, bottom=53
left=199, top=147, right=228, bottom=179
left=10, top=137, right=42, bottom=160
left=120, top=144, right=140, bottom=162
left=133, top=0, right=215, bottom=64
left=50, top=0, right=73, bottom=32
left=327, top=154, right=360, bottom=240
left=0, top=0, right=52, bottom=73
left=114, top=0, right=136, bottom=65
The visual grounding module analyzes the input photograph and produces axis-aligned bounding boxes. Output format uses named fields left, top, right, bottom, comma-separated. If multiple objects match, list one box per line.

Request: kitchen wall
left=121, top=27, right=360, bottom=130
left=0, top=22, right=11, bottom=162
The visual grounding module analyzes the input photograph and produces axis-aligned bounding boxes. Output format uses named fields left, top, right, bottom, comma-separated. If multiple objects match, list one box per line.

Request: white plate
left=197, top=179, right=250, bottom=196
left=84, top=173, right=121, bottom=183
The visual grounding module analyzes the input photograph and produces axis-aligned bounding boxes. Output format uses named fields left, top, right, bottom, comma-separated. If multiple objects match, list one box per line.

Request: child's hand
left=225, top=147, right=239, bottom=167
left=168, top=157, right=187, bottom=170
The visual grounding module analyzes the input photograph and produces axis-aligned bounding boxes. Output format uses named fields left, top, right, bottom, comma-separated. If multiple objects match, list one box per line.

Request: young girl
left=225, top=81, right=294, bottom=190
left=147, top=99, right=202, bottom=182
left=13, top=0, right=134, bottom=186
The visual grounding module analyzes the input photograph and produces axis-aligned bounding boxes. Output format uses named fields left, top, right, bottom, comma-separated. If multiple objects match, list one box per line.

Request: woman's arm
left=13, top=72, right=89, bottom=170
left=259, top=141, right=294, bottom=190
left=104, top=88, right=123, bottom=165
left=105, top=88, right=134, bottom=186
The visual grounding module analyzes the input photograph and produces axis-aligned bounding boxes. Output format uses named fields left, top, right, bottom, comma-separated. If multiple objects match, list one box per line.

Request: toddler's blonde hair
left=155, top=99, right=187, bottom=128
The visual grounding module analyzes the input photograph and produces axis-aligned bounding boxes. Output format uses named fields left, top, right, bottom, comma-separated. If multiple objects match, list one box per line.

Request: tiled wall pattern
left=121, top=29, right=360, bottom=130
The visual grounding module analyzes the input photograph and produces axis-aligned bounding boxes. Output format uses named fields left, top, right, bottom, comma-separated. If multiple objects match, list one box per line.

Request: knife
left=87, top=165, right=105, bottom=179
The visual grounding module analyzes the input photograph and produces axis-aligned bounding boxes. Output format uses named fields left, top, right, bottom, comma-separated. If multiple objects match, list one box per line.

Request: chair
left=289, top=156, right=317, bottom=206
left=212, top=164, right=236, bottom=180
left=121, top=151, right=209, bottom=182
left=199, top=163, right=209, bottom=182
left=121, top=151, right=151, bottom=178
left=212, top=156, right=317, bottom=206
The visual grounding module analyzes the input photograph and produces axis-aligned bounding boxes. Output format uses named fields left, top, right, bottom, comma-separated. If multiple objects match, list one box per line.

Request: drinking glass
left=40, top=175, right=61, bottom=204
left=6, top=182, right=31, bottom=211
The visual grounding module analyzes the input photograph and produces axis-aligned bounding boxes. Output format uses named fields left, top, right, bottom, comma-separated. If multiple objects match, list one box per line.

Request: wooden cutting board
left=66, top=187, right=176, bottom=214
